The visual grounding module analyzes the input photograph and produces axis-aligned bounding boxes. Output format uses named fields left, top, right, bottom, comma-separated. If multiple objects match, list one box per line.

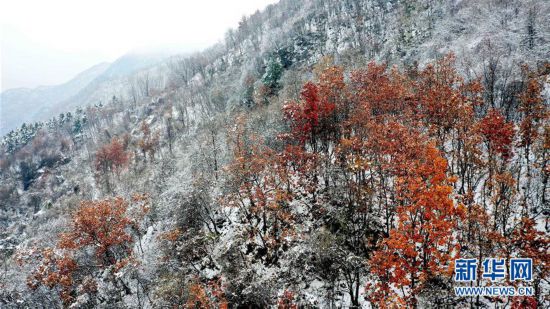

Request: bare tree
left=169, top=56, right=195, bottom=86
left=128, top=76, right=140, bottom=106
left=141, top=72, right=151, bottom=97
left=164, top=105, right=175, bottom=154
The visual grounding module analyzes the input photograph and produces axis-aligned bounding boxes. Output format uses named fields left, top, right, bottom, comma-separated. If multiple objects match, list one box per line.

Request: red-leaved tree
left=368, top=142, right=464, bottom=308
left=26, top=195, right=149, bottom=306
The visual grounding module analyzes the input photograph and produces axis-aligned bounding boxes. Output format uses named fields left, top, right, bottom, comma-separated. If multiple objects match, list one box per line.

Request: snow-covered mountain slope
left=0, top=0, right=549, bottom=308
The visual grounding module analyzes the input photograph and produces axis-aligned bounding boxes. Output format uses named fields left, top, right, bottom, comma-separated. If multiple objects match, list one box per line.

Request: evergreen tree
left=261, top=55, right=283, bottom=95
left=73, top=118, right=83, bottom=135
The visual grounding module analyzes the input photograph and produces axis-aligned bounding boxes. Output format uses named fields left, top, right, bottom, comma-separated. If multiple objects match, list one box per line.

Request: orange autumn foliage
left=477, top=109, right=515, bottom=161
left=497, top=218, right=550, bottom=309
left=416, top=54, right=476, bottom=138
left=368, top=143, right=464, bottom=307
left=27, top=195, right=149, bottom=306
left=94, top=137, right=130, bottom=174
left=349, top=62, right=412, bottom=119
left=58, top=197, right=134, bottom=264
left=518, top=75, right=547, bottom=149
left=138, top=121, right=160, bottom=161
left=186, top=278, right=228, bottom=309
left=509, top=218, right=549, bottom=280
left=224, top=117, right=296, bottom=263
left=26, top=248, right=77, bottom=304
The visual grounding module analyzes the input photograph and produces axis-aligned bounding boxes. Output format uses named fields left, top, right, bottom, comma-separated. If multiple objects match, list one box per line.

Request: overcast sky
left=0, top=0, right=278, bottom=91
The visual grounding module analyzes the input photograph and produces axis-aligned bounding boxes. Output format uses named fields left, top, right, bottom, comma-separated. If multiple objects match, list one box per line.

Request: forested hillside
left=1, top=0, right=549, bottom=307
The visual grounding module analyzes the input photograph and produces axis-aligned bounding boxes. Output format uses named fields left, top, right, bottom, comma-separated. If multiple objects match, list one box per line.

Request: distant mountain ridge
left=0, top=52, right=171, bottom=136
left=1, top=62, right=109, bottom=135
